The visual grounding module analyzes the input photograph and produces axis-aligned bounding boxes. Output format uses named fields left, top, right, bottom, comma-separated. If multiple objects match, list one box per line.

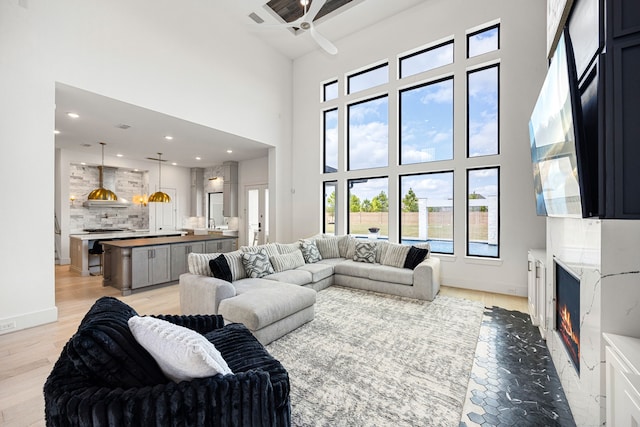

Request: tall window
left=467, top=25, right=500, bottom=58
left=323, top=181, right=337, bottom=235
left=400, top=77, right=454, bottom=164
left=399, top=40, right=454, bottom=78
left=467, top=167, right=499, bottom=257
left=347, top=63, right=389, bottom=94
left=323, top=80, right=338, bottom=101
left=323, top=108, right=338, bottom=173
left=348, top=177, right=389, bottom=238
left=400, top=172, right=454, bottom=254
left=348, top=96, right=389, bottom=170
left=467, top=64, right=499, bottom=157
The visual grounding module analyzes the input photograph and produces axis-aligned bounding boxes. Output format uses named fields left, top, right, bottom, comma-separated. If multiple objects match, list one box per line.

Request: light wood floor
left=0, top=265, right=527, bottom=426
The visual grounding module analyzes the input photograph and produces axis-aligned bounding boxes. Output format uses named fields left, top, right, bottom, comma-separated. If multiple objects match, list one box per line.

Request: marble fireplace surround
left=545, top=218, right=640, bottom=426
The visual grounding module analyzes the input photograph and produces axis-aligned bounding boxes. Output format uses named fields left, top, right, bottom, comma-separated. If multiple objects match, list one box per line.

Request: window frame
left=399, top=75, right=455, bottom=165
left=466, top=62, right=500, bottom=158
left=322, top=80, right=339, bottom=102
left=398, top=39, right=454, bottom=79
left=399, top=170, right=455, bottom=254
left=466, top=166, right=500, bottom=258
left=347, top=94, right=389, bottom=171
left=323, top=107, right=339, bottom=173
left=346, top=62, right=389, bottom=95
left=466, top=23, right=500, bottom=58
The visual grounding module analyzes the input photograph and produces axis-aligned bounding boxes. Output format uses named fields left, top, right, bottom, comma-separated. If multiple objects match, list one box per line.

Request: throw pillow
left=276, top=241, right=301, bottom=254
left=240, top=243, right=279, bottom=258
left=270, top=250, right=306, bottom=272
left=337, top=235, right=353, bottom=258
left=241, top=248, right=275, bottom=278
left=222, top=251, right=247, bottom=281
left=353, top=241, right=376, bottom=263
left=188, top=252, right=219, bottom=276
left=299, top=239, right=322, bottom=263
left=65, top=296, right=167, bottom=388
left=381, top=243, right=411, bottom=268
left=128, top=316, right=233, bottom=383
left=344, top=237, right=357, bottom=260
left=209, top=255, right=232, bottom=282
left=375, top=241, right=390, bottom=263
left=315, top=237, right=340, bottom=259
left=403, top=246, right=430, bottom=270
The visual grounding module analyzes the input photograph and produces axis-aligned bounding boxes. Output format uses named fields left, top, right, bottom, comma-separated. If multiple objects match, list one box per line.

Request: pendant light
left=148, top=152, right=171, bottom=203
left=87, top=142, right=118, bottom=201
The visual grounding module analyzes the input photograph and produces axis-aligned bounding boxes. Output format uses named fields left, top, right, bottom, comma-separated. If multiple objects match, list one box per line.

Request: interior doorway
left=246, top=184, right=269, bottom=246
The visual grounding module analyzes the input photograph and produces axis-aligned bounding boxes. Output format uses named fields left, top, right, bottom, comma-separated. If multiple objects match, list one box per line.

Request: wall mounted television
left=528, top=28, right=596, bottom=218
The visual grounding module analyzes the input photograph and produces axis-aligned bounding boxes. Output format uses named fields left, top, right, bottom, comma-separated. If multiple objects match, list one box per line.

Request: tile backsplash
left=68, top=163, right=149, bottom=232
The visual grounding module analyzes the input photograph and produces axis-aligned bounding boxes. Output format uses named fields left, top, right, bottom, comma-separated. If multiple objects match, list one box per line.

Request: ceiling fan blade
left=310, top=26, right=337, bottom=55
left=304, top=0, right=328, bottom=22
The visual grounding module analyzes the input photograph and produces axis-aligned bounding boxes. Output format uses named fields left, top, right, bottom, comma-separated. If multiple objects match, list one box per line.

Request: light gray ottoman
left=218, top=279, right=316, bottom=345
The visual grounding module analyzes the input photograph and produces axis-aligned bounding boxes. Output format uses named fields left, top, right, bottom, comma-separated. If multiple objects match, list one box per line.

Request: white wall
left=290, top=0, right=547, bottom=296
left=0, top=0, right=292, bottom=333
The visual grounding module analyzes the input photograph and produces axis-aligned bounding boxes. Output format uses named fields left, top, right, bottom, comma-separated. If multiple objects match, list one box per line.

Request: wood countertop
left=101, top=234, right=237, bottom=249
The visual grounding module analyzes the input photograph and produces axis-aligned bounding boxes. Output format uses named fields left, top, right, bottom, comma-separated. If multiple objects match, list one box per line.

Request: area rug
left=266, top=286, right=485, bottom=426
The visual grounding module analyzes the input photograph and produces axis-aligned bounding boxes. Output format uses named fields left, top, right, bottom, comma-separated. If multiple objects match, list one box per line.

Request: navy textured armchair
left=44, top=297, right=290, bottom=426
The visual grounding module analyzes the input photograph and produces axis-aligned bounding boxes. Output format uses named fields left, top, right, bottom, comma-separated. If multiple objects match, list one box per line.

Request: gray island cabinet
left=102, top=234, right=237, bottom=295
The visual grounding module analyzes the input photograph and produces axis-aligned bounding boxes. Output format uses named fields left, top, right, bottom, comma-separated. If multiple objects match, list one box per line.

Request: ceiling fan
left=257, top=0, right=338, bottom=55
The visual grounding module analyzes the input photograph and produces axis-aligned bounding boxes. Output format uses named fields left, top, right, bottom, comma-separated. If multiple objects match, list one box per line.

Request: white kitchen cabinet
left=604, top=333, right=640, bottom=427
left=170, top=241, right=205, bottom=281
left=131, top=245, right=171, bottom=289
left=527, top=249, right=546, bottom=337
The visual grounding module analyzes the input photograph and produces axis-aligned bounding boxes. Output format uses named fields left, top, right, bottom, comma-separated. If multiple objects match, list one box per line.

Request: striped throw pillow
left=381, top=243, right=411, bottom=268
left=188, top=253, right=219, bottom=276
left=270, top=250, right=305, bottom=272
left=315, top=237, right=340, bottom=259
left=222, top=251, right=247, bottom=281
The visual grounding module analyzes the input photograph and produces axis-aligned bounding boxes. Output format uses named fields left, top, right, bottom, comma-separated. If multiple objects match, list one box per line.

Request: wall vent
left=248, top=12, right=264, bottom=24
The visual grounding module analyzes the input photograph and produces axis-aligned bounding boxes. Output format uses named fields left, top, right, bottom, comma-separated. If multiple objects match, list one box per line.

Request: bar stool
left=88, top=241, right=104, bottom=276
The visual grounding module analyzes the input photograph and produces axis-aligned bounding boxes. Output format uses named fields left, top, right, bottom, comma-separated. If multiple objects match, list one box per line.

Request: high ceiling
left=54, top=0, right=426, bottom=169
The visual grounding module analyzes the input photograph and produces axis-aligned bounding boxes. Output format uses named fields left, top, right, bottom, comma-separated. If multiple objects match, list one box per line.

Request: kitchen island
left=70, top=230, right=186, bottom=276
left=101, top=234, right=237, bottom=295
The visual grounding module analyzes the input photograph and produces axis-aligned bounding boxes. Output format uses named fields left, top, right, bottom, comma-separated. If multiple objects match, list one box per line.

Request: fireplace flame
left=559, top=304, right=580, bottom=365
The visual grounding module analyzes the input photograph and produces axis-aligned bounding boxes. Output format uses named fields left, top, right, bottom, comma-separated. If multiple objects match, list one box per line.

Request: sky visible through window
left=468, top=26, right=499, bottom=58
left=468, top=65, right=499, bottom=157
left=348, top=65, right=389, bottom=94
left=348, top=96, right=389, bottom=170
left=401, top=78, right=453, bottom=164
left=400, top=42, right=453, bottom=79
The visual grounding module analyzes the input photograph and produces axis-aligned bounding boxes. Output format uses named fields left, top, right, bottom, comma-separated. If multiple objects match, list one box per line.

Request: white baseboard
left=443, top=278, right=527, bottom=297
left=0, top=306, right=58, bottom=335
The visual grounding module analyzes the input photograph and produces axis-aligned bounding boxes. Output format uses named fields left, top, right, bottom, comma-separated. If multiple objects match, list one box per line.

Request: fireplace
left=555, top=260, right=580, bottom=374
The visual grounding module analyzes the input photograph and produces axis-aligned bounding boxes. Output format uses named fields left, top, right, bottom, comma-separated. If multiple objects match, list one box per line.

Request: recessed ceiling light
left=195, top=157, right=201, bottom=160
left=164, top=135, right=173, bottom=140
left=172, top=162, right=177, bottom=166
left=80, top=162, right=86, bottom=165
left=66, top=112, right=79, bottom=119
left=226, top=150, right=233, bottom=153
left=134, top=169, right=139, bottom=172
left=54, top=129, right=60, bottom=134
left=116, top=154, right=123, bottom=157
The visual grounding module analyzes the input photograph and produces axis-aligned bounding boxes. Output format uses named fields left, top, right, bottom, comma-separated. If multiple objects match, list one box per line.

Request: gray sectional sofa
left=179, top=235, right=441, bottom=345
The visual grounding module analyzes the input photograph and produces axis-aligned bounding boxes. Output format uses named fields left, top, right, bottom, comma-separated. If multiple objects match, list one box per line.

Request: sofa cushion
left=315, top=236, right=340, bottom=259
left=353, top=241, right=376, bottom=263
left=241, top=243, right=279, bottom=258
left=382, top=243, right=411, bottom=268
left=128, top=315, right=233, bottom=383
left=334, top=259, right=379, bottom=279
left=404, top=246, right=430, bottom=270
left=209, top=255, right=232, bottom=282
left=317, top=257, right=347, bottom=267
left=218, top=283, right=316, bottom=331
left=296, top=262, right=334, bottom=282
left=276, top=241, right=301, bottom=254
left=188, top=252, right=219, bottom=276
left=222, top=251, right=247, bottom=281
left=265, top=269, right=313, bottom=286
left=372, top=265, right=414, bottom=285
left=65, top=297, right=166, bottom=388
left=300, top=239, right=322, bottom=263
left=270, top=250, right=305, bottom=272
left=241, top=249, right=275, bottom=278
